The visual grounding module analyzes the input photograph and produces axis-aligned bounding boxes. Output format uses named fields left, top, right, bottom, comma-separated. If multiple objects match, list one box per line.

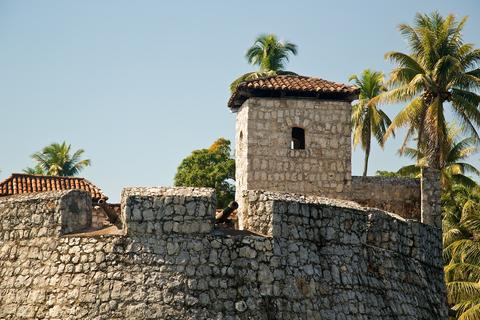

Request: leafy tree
left=24, top=142, right=91, bottom=176
left=350, top=69, right=392, bottom=176
left=442, top=184, right=480, bottom=319
left=383, top=12, right=480, bottom=170
left=375, top=170, right=416, bottom=178
left=174, top=138, right=235, bottom=208
left=230, top=34, right=298, bottom=92
left=395, top=125, right=479, bottom=189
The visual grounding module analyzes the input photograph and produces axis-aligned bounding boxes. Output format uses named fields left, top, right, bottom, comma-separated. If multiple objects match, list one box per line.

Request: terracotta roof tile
left=0, top=173, right=108, bottom=202
left=228, top=74, right=359, bottom=109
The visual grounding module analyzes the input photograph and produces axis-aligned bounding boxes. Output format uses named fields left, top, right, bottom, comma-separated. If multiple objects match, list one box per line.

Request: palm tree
left=442, top=184, right=480, bottom=319
left=23, top=164, right=46, bottom=175
left=396, top=125, right=479, bottom=189
left=349, top=69, right=392, bottom=176
left=246, top=34, right=297, bottom=72
left=230, top=34, right=298, bottom=92
left=24, top=142, right=91, bottom=176
left=383, top=12, right=480, bottom=170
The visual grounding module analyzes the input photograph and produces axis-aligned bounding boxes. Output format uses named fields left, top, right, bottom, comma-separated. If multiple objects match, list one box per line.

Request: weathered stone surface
left=234, top=97, right=352, bottom=228
left=0, top=188, right=447, bottom=319
left=350, top=176, right=421, bottom=220
left=233, top=97, right=427, bottom=227
left=421, top=167, right=442, bottom=229
left=121, top=187, right=216, bottom=236
left=0, top=190, right=91, bottom=241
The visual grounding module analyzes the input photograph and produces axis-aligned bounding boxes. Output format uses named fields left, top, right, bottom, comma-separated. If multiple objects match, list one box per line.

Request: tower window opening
left=291, top=127, right=305, bottom=150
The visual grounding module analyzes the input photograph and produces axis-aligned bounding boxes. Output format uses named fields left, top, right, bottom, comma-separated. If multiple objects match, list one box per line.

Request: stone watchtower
left=228, top=75, right=359, bottom=227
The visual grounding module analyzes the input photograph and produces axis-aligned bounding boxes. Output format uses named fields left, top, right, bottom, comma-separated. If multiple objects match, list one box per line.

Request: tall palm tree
left=246, top=34, right=297, bottom=72
left=383, top=12, right=480, bottom=170
left=397, top=125, right=479, bottom=189
left=442, top=184, right=480, bottom=319
left=350, top=69, right=392, bottom=176
left=230, top=34, right=298, bottom=92
left=24, top=142, right=91, bottom=176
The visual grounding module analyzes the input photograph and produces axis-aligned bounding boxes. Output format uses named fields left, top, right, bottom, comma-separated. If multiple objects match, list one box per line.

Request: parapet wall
left=121, top=187, right=215, bottom=236
left=350, top=176, right=421, bottom=220
left=0, top=188, right=447, bottom=319
left=242, top=190, right=441, bottom=266
left=0, top=190, right=91, bottom=240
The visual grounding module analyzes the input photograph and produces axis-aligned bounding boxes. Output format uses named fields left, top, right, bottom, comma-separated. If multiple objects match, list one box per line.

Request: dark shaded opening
left=291, top=127, right=305, bottom=150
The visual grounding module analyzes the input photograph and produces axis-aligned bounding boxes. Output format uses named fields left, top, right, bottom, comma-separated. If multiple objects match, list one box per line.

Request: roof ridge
left=239, top=74, right=356, bottom=88
left=0, top=173, right=107, bottom=201
left=82, top=177, right=107, bottom=198
left=229, top=73, right=359, bottom=109
left=10, top=173, right=86, bottom=180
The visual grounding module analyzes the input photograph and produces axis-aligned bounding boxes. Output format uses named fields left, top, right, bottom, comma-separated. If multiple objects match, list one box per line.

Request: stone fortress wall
left=350, top=176, right=421, bottom=220
left=0, top=187, right=447, bottom=319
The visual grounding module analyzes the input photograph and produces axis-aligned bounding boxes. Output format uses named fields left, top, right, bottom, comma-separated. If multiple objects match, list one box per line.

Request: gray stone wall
left=350, top=176, right=421, bottom=220
left=92, top=206, right=110, bottom=229
left=240, top=190, right=446, bottom=318
left=235, top=103, right=249, bottom=218
left=0, top=190, right=91, bottom=240
left=421, top=168, right=442, bottom=228
left=60, top=191, right=92, bottom=234
left=121, top=187, right=215, bottom=236
left=0, top=188, right=447, bottom=319
left=234, top=97, right=352, bottom=203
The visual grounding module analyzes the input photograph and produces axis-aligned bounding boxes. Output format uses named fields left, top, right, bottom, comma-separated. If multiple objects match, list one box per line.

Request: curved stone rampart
left=0, top=188, right=447, bottom=319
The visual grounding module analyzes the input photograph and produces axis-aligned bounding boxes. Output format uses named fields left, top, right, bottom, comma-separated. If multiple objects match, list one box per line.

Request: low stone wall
left=0, top=188, right=447, bottom=319
left=0, top=190, right=91, bottom=240
left=121, top=187, right=215, bottom=236
left=350, top=176, right=421, bottom=220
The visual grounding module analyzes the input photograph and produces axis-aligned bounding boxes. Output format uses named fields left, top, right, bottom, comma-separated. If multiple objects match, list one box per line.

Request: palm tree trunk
left=430, top=99, right=445, bottom=170
left=363, top=137, right=371, bottom=177
left=421, top=99, right=443, bottom=229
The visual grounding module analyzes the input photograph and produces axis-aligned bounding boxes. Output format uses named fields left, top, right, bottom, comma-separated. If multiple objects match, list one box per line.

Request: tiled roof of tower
left=0, top=173, right=108, bottom=202
left=228, top=75, right=359, bottom=109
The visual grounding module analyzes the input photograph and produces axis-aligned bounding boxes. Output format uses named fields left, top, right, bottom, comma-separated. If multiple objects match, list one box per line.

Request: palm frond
left=384, top=97, right=423, bottom=141
left=447, top=281, right=480, bottom=305
left=445, top=262, right=480, bottom=282
left=458, top=301, right=480, bottom=320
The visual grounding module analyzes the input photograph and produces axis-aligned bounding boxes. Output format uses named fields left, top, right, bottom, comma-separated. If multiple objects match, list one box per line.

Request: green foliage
left=379, top=124, right=479, bottom=190
left=230, top=34, right=298, bottom=92
left=245, top=34, right=298, bottom=72
left=443, top=184, right=480, bottom=319
left=350, top=69, right=392, bottom=176
left=24, top=142, right=91, bottom=176
left=380, top=28, right=480, bottom=312
left=24, top=164, right=47, bottom=175
left=375, top=170, right=416, bottom=178
left=383, top=12, right=480, bottom=169
left=174, top=138, right=235, bottom=208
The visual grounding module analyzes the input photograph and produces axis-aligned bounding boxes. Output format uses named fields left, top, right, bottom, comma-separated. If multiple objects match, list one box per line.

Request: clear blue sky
left=0, top=0, right=479, bottom=202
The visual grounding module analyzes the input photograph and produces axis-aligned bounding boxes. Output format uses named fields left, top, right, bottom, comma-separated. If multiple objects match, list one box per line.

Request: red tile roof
left=0, top=173, right=107, bottom=202
left=228, top=74, right=359, bottom=109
